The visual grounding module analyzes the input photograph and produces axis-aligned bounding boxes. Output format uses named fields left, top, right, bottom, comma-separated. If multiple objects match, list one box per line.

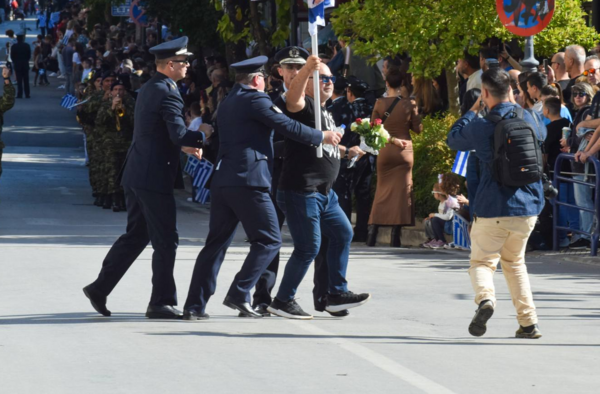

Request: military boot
left=103, top=194, right=113, bottom=210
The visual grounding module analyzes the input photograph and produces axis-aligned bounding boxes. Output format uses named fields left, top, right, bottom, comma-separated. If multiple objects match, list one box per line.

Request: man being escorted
left=83, top=37, right=211, bottom=319
left=447, top=68, right=546, bottom=339
left=267, top=56, right=371, bottom=320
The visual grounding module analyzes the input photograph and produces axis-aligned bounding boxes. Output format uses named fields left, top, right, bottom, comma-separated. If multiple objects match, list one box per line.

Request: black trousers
left=334, top=155, right=374, bottom=238
left=184, top=186, right=282, bottom=313
left=252, top=160, right=284, bottom=307
left=89, top=187, right=179, bottom=306
left=15, top=66, right=30, bottom=98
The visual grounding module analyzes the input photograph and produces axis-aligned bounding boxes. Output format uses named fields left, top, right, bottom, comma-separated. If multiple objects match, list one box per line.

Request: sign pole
left=520, top=36, right=539, bottom=73
left=311, top=32, right=323, bottom=158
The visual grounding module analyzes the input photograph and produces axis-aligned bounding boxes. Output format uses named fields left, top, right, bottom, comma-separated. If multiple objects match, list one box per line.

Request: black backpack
left=485, top=107, right=543, bottom=187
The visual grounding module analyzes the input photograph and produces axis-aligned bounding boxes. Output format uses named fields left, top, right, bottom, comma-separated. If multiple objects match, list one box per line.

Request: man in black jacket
left=10, top=32, right=30, bottom=99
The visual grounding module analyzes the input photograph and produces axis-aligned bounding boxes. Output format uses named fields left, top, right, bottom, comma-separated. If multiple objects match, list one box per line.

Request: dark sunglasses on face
left=573, top=92, right=588, bottom=98
left=583, top=68, right=597, bottom=76
left=309, top=75, right=336, bottom=84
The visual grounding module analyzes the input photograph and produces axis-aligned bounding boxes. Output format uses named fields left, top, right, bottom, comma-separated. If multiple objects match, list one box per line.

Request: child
left=422, top=183, right=456, bottom=249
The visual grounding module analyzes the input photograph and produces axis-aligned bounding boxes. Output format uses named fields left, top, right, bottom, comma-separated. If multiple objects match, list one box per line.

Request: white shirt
left=73, top=52, right=81, bottom=65
left=466, top=69, right=482, bottom=92
left=189, top=117, right=203, bottom=131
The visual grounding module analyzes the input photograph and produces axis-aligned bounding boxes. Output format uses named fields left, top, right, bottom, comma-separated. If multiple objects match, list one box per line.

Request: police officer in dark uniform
left=183, top=56, right=341, bottom=320
left=248, top=46, right=309, bottom=315
left=83, top=37, right=212, bottom=319
left=10, top=31, right=31, bottom=99
left=344, top=76, right=374, bottom=242
left=327, top=76, right=354, bottom=129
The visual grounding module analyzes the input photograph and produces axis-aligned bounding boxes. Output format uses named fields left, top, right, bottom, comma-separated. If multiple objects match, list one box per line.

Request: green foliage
left=332, top=0, right=600, bottom=79
left=144, top=0, right=223, bottom=51
left=412, top=113, right=458, bottom=218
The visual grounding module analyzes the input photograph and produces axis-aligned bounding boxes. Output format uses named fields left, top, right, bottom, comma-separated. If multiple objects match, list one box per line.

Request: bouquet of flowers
left=350, top=118, right=390, bottom=155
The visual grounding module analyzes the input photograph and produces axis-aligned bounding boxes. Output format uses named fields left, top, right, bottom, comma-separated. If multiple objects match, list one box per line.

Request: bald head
left=565, top=45, right=586, bottom=77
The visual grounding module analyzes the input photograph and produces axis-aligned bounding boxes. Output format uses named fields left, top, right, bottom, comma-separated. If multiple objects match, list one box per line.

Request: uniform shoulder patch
left=271, top=105, right=283, bottom=114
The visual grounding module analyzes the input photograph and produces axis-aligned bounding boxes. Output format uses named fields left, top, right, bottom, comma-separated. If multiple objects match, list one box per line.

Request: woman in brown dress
left=367, top=69, right=423, bottom=247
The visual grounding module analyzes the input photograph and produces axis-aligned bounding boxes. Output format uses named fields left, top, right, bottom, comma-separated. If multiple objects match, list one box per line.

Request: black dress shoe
left=83, top=285, right=111, bottom=317
left=183, top=309, right=210, bottom=321
left=145, top=305, right=183, bottom=319
left=238, top=303, right=270, bottom=317
left=223, top=295, right=263, bottom=318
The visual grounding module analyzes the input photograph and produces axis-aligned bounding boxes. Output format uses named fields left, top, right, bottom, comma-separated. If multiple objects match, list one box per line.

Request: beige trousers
left=469, top=216, right=538, bottom=327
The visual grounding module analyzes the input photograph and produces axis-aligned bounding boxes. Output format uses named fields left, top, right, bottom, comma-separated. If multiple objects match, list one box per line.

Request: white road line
left=296, top=322, right=457, bottom=394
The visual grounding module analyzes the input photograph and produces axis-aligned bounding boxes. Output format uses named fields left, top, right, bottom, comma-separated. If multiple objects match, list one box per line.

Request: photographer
left=447, top=68, right=546, bottom=339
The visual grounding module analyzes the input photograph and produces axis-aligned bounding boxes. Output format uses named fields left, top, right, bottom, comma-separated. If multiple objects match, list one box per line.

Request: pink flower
left=375, top=119, right=382, bottom=125
left=356, top=118, right=362, bottom=123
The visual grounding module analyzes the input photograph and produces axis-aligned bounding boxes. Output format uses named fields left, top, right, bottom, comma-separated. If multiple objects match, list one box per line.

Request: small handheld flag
left=451, top=151, right=469, bottom=177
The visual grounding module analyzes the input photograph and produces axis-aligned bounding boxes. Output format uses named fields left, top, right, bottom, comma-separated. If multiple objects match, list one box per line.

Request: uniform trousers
left=184, top=185, right=282, bottom=312
left=252, top=160, right=284, bottom=307
left=14, top=66, right=30, bottom=98
left=469, top=216, right=538, bottom=327
left=89, top=187, right=179, bottom=306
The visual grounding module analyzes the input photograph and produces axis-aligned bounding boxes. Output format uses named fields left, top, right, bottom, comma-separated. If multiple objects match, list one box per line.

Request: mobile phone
left=543, top=59, right=549, bottom=75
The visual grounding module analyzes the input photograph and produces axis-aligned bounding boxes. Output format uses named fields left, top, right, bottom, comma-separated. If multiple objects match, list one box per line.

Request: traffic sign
left=111, top=0, right=132, bottom=17
left=130, top=0, right=149, bottom=26
left=496, top=0, right=555, bottom=37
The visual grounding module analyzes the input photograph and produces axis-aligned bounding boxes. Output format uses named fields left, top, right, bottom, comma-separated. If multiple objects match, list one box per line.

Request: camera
left=542, top=173, right=558, bottom=200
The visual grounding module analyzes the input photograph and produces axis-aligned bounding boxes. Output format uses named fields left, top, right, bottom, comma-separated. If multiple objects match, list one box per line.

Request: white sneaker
left=57, top=85, right=65, bottom=89
left=58, top=75, right=65, bottom=79
left=49, top=72, right=57, bottom=77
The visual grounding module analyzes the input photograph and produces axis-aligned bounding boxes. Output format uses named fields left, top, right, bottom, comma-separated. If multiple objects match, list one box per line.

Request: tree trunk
left=250, top=1, right=269, bottom=56
left=446, top=67, right=460, bottom=116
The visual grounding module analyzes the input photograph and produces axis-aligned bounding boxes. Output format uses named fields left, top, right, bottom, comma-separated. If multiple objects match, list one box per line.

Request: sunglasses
left=170, top=59, right=190, bottom=65
left=309, top=75, right=336, bottom=84
left=573, top=92, right=589, bottom=98
left=583, top=68, right=597, bottom=76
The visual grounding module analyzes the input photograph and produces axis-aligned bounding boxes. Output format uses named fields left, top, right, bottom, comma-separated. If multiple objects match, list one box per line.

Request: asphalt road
left=0, top=17, right=599, bottom=394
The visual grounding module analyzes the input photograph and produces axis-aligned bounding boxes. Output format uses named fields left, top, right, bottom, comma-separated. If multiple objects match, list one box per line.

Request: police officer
left=183, top=56, right=341, bottom=320
left=10, top=31, right=30, bottom=99
left=248, top=46, right=310, bottom=315
left=327, top=76, right=353, bottom=129
left=0, top=66, right=16, bottom=179
left=83, top=37, right=213, bottom=319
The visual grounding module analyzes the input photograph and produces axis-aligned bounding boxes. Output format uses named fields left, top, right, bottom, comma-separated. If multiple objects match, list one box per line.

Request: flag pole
left=311, top=31, right=323, bottom=158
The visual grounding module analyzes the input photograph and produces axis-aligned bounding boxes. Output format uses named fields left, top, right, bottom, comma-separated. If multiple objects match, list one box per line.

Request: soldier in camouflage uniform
left=95, top=79, right=134, bottom=212
left=77, top=72, right=103, bottom=202
left=0, top=67, right=16, bottom=180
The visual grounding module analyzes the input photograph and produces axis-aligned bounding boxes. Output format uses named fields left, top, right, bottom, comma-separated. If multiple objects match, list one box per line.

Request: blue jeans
left=558, top=182, right=580, bottom=243
left=573, top=175, right=595, bottom=241
left=275, top=189, right=352, bottom=302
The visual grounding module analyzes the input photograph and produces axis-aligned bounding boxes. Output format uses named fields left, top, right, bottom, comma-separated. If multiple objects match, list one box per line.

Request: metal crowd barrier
left=553, top=153, right=600, bottom=256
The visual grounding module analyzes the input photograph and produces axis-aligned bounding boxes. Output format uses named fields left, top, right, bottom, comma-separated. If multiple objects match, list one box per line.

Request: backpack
left=485, top=107, right=543, bottom=187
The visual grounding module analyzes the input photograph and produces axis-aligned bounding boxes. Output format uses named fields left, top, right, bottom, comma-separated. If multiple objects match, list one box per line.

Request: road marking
left=295, top=322, right=457, bottom=394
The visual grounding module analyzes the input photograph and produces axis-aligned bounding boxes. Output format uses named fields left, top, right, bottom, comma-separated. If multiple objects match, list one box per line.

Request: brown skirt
left=368, top=144, right=415, bottom=226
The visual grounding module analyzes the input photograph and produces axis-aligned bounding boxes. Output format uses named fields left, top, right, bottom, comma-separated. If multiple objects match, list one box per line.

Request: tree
left=332, top=0, right=600, bottom=114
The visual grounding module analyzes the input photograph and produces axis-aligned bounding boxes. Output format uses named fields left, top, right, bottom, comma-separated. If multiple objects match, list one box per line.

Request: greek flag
left=306, top=0, right=335, bottom=36
left=60, top=94, right=78, bottom=111
left=453, top=213, right=471, bottom=250
left=451, top=151, right=469, bottom=177
left=185, top=156, right=214, bottom=204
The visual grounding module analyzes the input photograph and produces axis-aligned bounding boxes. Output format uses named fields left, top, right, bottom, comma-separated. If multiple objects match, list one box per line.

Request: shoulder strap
left=382, top=96, right=401, bottom=124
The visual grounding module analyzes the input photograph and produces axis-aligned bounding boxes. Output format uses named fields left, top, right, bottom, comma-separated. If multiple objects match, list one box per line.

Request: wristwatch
left=344, top=150, right=349, bottom=159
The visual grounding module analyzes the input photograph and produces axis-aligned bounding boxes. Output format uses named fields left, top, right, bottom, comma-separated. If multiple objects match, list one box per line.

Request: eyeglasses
left=573, top=92, right=589, bottom=98
left=309, top=75, right=336, bottom=84
left=170, top=59, right=190, bottom=66
left=583, top=68, right=597, bottom=76
left=281, top=64, right=303, bottom=71
left=550, top=61, right=562, bottom=66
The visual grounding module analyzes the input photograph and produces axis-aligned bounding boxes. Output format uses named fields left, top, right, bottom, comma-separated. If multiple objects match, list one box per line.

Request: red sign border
left=496, top=0, right=555, bottom=37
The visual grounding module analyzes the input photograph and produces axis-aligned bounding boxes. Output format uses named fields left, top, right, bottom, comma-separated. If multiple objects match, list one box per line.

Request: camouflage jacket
left=78, top=91, right=106, bottom=127
left=95, top=95, right=135, bottom=142
left=0, top=82, right=16, bottom=149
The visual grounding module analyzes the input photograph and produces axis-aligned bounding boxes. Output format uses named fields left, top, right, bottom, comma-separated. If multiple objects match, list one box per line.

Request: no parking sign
left=496, top=0, right=555, bottom=36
